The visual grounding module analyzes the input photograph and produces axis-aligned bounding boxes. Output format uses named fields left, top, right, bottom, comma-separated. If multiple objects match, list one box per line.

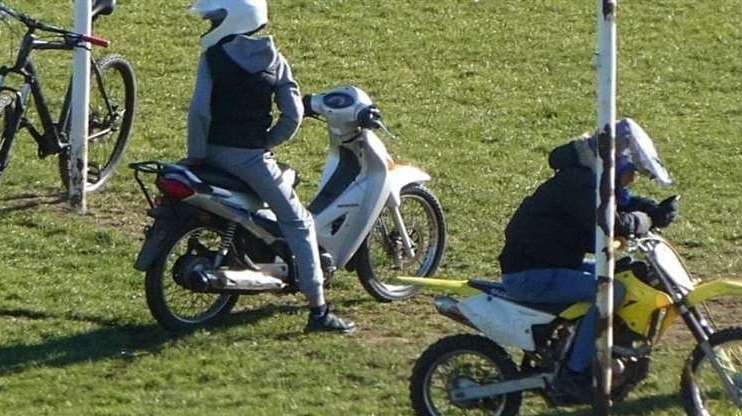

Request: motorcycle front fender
left=387, top=164, right=431, bottom=206
left=686, top=279, right=742, bottom=306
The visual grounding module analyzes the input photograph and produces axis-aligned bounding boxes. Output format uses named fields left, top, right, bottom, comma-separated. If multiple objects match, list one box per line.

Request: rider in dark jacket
left=498, top=119, right=679, bottom=401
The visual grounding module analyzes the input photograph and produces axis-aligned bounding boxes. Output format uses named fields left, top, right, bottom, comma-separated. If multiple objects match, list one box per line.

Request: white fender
left=387, top=164, right=431, bottom=206
left=457, top=294, right=557, bottom=351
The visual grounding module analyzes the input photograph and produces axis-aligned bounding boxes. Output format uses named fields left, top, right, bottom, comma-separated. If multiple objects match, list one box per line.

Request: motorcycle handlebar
left=357, top=105, right=383, bottom=130
left=302, top=94, right=317, bottom=118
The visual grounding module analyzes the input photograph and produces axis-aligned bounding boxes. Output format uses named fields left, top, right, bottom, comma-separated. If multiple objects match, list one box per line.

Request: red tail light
left=156, top=177, right=194, bottom=199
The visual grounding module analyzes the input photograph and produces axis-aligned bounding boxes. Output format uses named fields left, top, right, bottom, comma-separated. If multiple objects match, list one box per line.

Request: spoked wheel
left=410, top=335, right=522, bottom=416
left=59, top=54, right=136, bottom=192
left=681, top=327, right=742, bottom=416
left=357, top=183, right=446, bottom=301
left=145, top=223, right=239, bottom=332
left=0, top=91, right=22, bottom=183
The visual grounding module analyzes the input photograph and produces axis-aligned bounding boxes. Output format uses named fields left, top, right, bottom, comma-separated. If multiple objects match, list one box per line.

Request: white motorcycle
left=130, top=85, right=447, bottom=331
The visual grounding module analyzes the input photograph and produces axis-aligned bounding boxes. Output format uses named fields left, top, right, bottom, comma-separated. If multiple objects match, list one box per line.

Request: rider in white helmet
left=185, top=0, right=355, bottom=333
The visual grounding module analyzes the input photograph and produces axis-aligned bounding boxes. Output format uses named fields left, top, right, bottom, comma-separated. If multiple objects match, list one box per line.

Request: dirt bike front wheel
left=145, top=223, right=239, bottom=332
left=356, top=183, right=446, bottom=302
left=59, top=54, right=137, bottom=193
left=410, top=334, right=522, bottom=416
left=680, top=326, right=742, bottom=416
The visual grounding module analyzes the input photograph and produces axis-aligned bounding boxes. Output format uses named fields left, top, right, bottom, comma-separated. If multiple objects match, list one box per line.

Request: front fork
left=682, top=303, right=742, bottom=407
left=387, top=197, right=416, bottom=259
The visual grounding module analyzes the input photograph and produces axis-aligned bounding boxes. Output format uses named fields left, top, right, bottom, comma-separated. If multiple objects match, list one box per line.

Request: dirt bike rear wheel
left=680, top=326, right=742, bottom=416
left=410, top=334, right=522, bottom=416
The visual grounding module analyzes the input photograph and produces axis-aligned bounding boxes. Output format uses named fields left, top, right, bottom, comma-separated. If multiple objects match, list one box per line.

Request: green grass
left=0, top=0, right=740, bottom=415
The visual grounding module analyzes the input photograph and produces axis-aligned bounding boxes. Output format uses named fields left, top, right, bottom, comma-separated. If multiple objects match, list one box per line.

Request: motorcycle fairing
left=648, top=240, right=696, bottom=294
left=559, top=270, right=674, bottom=337
left=308, top=146, right=361, bottom=214
left=458, top=293, right=557, bottom=351
left=313, top=130, right=393, bottom=268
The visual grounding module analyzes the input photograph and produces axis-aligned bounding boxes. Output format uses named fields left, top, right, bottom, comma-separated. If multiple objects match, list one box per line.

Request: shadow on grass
left=0, top=302, right=314, bottom=376
left=0, top=190, right=66, bottom=214
left=535, top=392, right=682, bottom=415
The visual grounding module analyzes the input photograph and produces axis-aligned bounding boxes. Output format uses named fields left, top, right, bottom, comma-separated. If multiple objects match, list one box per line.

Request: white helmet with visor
left=615, top=118, right=672, bottom=187
left=191, top=0, right=268, bottom=49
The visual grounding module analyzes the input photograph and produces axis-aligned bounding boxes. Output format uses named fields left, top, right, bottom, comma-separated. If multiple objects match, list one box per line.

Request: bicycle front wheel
left=59, top=54, right=137, bottom=193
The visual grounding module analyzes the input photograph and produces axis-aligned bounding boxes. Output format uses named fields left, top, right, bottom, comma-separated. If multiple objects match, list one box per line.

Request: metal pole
left=594, top=0, right=617, bottom=414
left=69, top=0, right=91, bottom=213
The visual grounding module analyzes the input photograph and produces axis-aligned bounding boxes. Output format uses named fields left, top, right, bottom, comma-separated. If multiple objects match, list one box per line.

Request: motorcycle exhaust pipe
left=186, top=268, right=288, bottom=294
left=434, top=296, right=476, bottom=329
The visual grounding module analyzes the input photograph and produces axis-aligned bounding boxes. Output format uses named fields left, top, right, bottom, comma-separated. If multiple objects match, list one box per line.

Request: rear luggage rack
left=129, top=160, right=169, bottom=208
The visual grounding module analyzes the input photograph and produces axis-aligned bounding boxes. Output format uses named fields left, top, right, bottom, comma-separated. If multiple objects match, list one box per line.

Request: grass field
left=0, top=0, right=740, bottom=415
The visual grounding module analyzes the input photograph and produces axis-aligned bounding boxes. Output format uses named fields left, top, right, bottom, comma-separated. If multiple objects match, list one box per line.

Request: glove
left=633, top=211, right=652, bottom=235
left=649, top=195, right=680, bottom=228
left=357, top=105, right=383, bottom=129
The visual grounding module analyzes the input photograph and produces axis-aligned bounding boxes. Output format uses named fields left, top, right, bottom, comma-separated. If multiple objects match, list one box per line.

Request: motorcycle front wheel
left=680, top=326, right=742, bottom=416
left=356, top=183, right=446, bottom=302
left=145, top=223, right=239, bottom=332
left=410, top=334, right=522, bottom=416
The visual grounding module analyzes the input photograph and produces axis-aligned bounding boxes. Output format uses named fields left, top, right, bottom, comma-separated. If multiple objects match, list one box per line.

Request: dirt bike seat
left=92, top=0, right=116, bottom=20
left=468, top=279, right=573, bottom=316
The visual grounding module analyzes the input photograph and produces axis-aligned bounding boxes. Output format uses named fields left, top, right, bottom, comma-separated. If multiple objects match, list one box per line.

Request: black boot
left=305, top=305, right=356, bottom=334
left=556, top=369, right=593, bottom=404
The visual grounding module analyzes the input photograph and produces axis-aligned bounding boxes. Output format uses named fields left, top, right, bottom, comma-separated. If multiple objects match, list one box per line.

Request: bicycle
left=0, top=0, right=136, bottom=192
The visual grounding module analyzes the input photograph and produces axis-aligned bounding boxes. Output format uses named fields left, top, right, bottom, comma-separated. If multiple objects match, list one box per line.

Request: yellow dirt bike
left=400, top=231, right=742, bottom=416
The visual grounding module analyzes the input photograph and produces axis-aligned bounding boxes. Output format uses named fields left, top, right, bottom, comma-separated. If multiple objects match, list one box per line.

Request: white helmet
left=191, top=0, right=268, bottom=49
left=615, top=118, right=673, bottom=187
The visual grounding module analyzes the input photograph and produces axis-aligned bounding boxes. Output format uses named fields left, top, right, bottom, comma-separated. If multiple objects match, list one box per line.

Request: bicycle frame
left=0, top=6, right=110, bottom=159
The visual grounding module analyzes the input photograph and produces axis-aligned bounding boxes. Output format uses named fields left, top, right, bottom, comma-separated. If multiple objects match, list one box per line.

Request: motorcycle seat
left=188, top=164, right=259, bottom=195
left=468, top=279, right=573, bottom=316
left=92, top=0, right=116, bottom=20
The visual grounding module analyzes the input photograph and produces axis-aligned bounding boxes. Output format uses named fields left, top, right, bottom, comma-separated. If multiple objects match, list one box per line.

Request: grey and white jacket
left=187, top=35, right=303, bottom=158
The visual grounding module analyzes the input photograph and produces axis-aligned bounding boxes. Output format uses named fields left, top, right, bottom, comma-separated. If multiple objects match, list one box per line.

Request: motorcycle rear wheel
left=145, top=223, right=239, bottom=332
left=356, top=183, right=446, bottom=302
left=680, top=326, right=742, bottom=416
left=410, top=334, right=522, bottom=416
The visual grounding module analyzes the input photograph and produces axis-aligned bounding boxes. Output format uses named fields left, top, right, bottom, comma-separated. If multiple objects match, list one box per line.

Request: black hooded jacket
left=498, top=142, right=654, bottom=274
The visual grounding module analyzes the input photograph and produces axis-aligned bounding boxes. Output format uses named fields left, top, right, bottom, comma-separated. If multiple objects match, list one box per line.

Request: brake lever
left=378, top=120, right=399, bottom=141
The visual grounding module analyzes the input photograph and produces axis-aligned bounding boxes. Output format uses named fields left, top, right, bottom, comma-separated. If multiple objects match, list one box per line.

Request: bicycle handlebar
left=0, top=3, right=109, bottom=48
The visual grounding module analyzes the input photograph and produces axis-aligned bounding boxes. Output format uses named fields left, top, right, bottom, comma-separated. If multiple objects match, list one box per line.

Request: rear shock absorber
left=213, top=222, right=237, bottom=268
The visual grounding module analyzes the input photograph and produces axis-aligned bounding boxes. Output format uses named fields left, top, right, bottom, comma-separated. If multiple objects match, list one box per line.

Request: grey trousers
left=206, top=145, right=325, bottom=306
